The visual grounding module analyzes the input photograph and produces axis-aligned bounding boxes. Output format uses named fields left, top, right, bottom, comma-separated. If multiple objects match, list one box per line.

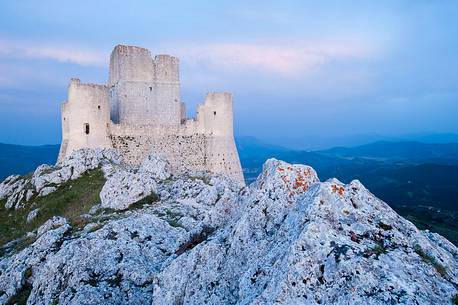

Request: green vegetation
left=0, top=169, right=106, bottom=249
left=378, top=221, right=392, bottom=231
left=151, top=207, right=183, bottom=228
left=414, top=245, right=448, bottom=278
left=127, top=193, right=160, bottom=210
left=163, top=208, right=183, bottom=228
left=452, top=294, right=458, bottom=305
left=5, top=283, right=32, bottom=305
left=372, top=244, right=388, bottom=256
left=175, top=226, right=215, bottom=255
left=363, top=243, right=388, bottom=259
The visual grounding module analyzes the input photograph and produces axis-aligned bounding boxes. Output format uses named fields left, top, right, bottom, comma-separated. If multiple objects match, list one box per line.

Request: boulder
left=26, top=208, right=40, bottom=223
left=138, top=154, right=171, bottom=180
left=100, top=170, right=157, bottom=210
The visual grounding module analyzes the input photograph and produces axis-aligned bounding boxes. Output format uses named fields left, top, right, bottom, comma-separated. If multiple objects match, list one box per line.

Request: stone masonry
left=58, top=45, right=244, bottom=183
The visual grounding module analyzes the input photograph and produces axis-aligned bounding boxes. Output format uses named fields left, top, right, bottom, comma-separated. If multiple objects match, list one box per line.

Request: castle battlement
left=58, top=44, right=244, bottom=183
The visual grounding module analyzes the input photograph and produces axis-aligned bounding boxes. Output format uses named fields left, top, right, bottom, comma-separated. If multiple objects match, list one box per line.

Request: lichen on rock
left=0, top=155, right=457, bottom=305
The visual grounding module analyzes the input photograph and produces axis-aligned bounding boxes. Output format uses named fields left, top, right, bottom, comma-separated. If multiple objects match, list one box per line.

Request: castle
left=57, top=45, right=244, bottom=183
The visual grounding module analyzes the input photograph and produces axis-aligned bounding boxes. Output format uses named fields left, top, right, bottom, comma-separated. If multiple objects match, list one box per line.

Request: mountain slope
left=320, top=141, right=458, bottom=164
left=0, top=152, right=457, bottom=304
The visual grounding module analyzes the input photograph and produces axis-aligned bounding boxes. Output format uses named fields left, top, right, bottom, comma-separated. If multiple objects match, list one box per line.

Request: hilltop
left=0, top=149, right=457, bottom=304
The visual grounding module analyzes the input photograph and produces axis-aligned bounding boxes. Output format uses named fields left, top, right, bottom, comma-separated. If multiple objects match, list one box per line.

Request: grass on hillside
left=0, top=169, right=106, bottom=250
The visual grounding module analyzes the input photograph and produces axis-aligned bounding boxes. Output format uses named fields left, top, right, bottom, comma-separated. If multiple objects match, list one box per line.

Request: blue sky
left=0, top=0, right=457, bottom=145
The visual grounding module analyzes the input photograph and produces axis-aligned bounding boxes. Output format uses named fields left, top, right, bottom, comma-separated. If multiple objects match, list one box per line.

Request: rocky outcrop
left=0, top=156, right=457, bottom=305
left=99, top=155, right=172, bottom=211
left=99, top=169, right=158, bottom=211
left=0, top=148, right=122, bottom=209
left=26, top=208, right=40, bottom=223
left=138, top=154, right=172, bottom=181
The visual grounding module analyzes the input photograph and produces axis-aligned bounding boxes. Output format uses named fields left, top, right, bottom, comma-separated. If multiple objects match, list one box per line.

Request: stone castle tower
left=58, top=45, right=244, bottom=183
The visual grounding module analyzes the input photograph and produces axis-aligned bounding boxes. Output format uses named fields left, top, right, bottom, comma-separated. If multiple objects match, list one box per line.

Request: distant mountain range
left=0, top=143, right=60, bottom=180
left=235, top=137, right=458, bottom=210
left=259, top=132, right=458, bottom=150
left=320, top=141, right=458, bottom=164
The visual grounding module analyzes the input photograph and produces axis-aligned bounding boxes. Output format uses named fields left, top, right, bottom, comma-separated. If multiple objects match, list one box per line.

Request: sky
left=0, top=0, right=457, bottom=146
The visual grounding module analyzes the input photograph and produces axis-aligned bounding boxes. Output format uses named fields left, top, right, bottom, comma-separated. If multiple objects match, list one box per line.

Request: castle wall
left=206, top=136, right=244, bottom=182
left=108, top=92, right=244, bottom=183
left=57, top=79, right=112, bottom=163
left=109, top=123, right=243, bottom=183
left=198, top=92, right=234, bottom=136
left=58, top=45, right=245, bottom=183
left=109, top=45, right=154, bottom=85
left=57, top=102, right=70, bottom=162
left=199, top=93, right=244, bottom=182
left=109, top=46, right=181, bottom=126
left=109, top=124, right=208, bottom=173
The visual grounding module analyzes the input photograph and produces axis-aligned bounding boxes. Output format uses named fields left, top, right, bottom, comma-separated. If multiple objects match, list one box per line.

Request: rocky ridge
left=0, top=150, right=457, bottom=304
left=0, top=149, right=122, bottom=210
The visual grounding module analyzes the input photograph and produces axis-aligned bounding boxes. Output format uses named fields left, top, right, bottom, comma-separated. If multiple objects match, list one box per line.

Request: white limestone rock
left=100, top=154, right=173, bottom=211
left=60, top=148, right=123, bottom=179
left=0, top=176, right=27, bottom=209
left=32, top=166, right=71, bottom=193
left=254, top=158, right=320, bottom=199
left=88, top=204, right=101, bottom=215
left=0, top=158, right=457, bottom=305
left=0, top=175, right=22, bottom=199
left=100, top=170, right=157, bottom=210
left=25, top=189, right=34, bottom=202
left=36, top=216, right=68, bottom=237
left=0, top=148, right=123, bottom=210
left=33, top=164, right=53, bottom=177
left=151, top=162, right=458, bottom=305
left=138, top=154, right=171, bottom=180
left=27, top=214, right=187, bottom=305
left=0, top=220, right=71, bottom=304
left=26, top=208, right=40, bottom=223
left=38, top=186, right=57, bottom=197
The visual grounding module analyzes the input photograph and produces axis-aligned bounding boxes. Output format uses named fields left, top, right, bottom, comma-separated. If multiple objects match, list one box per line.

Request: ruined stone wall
left=206, top=136, right=244, bottom=182
left=58, top=44, right=244, bottom=183
left=108, top=45, right=154, bottom=85
left=57, top=79, right=112, bottom=163
left=109, top=124, right=208, bottom=173
left=109, top=124, right=243, bottom=182
left=107, top=92, right=244, bottom=183
left=198, top=92, right=244, bottom=182
left=198, top=92, right=234, bottom=136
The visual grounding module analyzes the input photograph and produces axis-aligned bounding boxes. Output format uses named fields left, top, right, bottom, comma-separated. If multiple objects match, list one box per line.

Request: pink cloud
left=0, top=39, right=106, bottom=66
left=172, top=42, right=380, bottom=78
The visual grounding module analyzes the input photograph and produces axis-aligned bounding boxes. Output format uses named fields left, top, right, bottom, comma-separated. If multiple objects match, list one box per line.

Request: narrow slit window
left=149, top=87, right=152, bottom=91
left=98, top=105, right=101, bottom=110
left=84, top=123, right=90, bottom=135
left=213, top=111, right=216, bottom=115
